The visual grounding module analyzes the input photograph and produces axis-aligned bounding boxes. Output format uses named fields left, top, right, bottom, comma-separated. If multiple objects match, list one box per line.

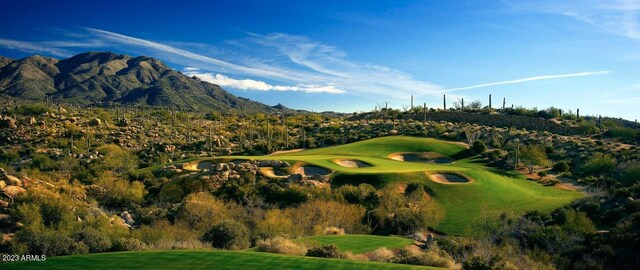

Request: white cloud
left=506, top=0, right=640, bottom=40
left=446, top=71, right=611, bottom=92
left=0, top=38, right=72, bottom=57
left=184, top=70, right=345, bottom=94
left=84, top=27, right=299, bottom=81
left=250, top=33, right=445, bottom=98
left=183, top=66, right=200, bottom=72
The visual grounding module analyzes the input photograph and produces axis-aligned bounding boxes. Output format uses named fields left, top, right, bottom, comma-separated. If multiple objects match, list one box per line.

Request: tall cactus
left=489, top=94, right=492, bottom=109
left=443, top=94, right=447, bottom=110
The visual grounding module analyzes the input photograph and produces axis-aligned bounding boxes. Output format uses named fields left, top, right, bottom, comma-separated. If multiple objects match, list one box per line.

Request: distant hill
left=0, top=52, right=279, bottom=113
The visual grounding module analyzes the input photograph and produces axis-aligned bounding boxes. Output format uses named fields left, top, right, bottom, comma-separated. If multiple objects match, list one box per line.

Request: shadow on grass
left=332, top=173, right=387, bottom=188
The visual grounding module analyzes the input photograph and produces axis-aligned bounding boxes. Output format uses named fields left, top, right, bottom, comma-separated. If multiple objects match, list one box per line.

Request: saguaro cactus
left=489, top=94, right=492, bottom=109
left=443, top=94, right=447, bottom=110
left=423, top=102, right=427, bottom=125
left=410, top=95, right=414, bottom=109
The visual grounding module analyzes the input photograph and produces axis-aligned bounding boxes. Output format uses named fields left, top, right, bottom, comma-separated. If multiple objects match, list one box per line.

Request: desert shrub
left=372, top=187, right=443, bottom=235
left=552, top=161, right=570, bottom=173
left=619, top=166, right=640, bottom=186
left=391, top=246, right=455, bottom=268
left=74, top=227, right=112, bottom=253
left=577, top=121, right=598, bottom=134
left=202, top=220, right=250, bottom=250
left=12, top=229, right=79, bottom=256
left=321, top=226, right=345, bottom=235
left=367, top=247, right=395, bottom=262
left=255, top=237, right=307, bottom=256
left=287, top=200, right=368, bottom=236
left=96, top=144, right=138, bottom=174
left=254, top=208, right=298, bottom=239
left=113, top=238, right=148, bottom=251
left=582, top=153, right=616, bottom=176
left=133, top=220, right=201, bottom=249
left=170, top=240, right=210, bottom=250
left=178, top=192, right=239, bottom=232
left=0, top=149, right=20, bottom=163
left=519, top=144, right=549, bottom=173
left=462, top=255, right=508, bottom=270
left=306, top=244, right=344, bottom=259
left=30, top=154, right=57, bottom=171
left=553, top=208, right=596, bottom=234
left=335, top=183, right=378, bottom=207
left=16, top=104, right=51, bottom=115
left=157, top=182, right=185, bottom=203
left=95, top=172, right=145, bottom=208
left=471, top=140, right=487, bottom=154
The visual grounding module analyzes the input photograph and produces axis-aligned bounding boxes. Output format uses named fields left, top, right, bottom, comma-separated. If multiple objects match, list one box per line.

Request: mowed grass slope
left=3, top=250, right=440, bottom=270
left=187, top=136, right=583, bottom=235
left=298, top=235, right=414, bottom=254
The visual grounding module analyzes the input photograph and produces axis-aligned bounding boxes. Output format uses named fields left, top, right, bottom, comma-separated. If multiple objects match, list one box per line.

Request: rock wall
left=398, top=111, right=580, bottom=135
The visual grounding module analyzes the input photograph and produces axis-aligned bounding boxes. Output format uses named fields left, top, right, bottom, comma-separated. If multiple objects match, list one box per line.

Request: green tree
left=519, top=144, right=549, bottom=173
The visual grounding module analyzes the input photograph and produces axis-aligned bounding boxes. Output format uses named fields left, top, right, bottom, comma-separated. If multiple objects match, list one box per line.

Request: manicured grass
left=298, top=234, right=415, bottom=254
left=151, top=136, right=584, bottom=235
left=2, top=250, right=440, bottom=270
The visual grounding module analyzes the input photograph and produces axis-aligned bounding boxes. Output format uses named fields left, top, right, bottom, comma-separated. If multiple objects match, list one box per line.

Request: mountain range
left=0, top=52, right=283, bottom=113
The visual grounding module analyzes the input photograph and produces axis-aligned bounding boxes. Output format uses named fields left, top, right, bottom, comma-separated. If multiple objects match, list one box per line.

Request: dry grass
left=322, top=226, right=345, bottom=235
left=256, top=237, right=308, bottom=256
left=367, top=247, right=395, bottom=262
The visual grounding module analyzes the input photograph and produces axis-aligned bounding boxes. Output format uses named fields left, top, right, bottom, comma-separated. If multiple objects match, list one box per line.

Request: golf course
left=205, top=136, right=584, bottom=235
left=298, top=234, right=415, bottom=254
left=2, top=250, right=440, bottom=270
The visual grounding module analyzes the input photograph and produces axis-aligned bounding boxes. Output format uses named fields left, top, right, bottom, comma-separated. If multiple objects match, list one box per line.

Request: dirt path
left=269, top=149, right=304, bottom=155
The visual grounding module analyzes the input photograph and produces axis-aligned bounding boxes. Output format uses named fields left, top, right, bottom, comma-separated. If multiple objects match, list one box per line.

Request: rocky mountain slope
left=0, top=52, right=276, bottom=112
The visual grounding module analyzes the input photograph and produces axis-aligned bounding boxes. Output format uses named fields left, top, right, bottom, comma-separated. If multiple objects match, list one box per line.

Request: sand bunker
left=428, top=172, right=474, bottom=184
left=295, top=165, right=332, bottom=176
left=259, top=167, right=289, bottom=178
left=182, top=161, right=214, bottom=171
left=333, top=159, right=372, bottom=168
left=388, top=152, right=454, bottom=164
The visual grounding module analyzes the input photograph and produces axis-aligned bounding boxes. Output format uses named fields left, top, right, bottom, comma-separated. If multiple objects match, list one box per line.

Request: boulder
left=0, top=116, right=16, bottom=129
left=89, top=118, right=102, bottom=126
left=221, top=163, right=230, bottom=171
left=287, top=174, right=303, bottom=183
left=120, top=211, right=135, bottom=226
left=310, top=174, right=330, bottom=183
left=215, top=163, right=224, bottom=171
left=2, top=186, right=27, bottom=197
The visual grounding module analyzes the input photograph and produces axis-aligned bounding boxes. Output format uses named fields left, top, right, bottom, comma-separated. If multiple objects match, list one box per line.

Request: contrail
left=446, top=71, right=611, bottom=92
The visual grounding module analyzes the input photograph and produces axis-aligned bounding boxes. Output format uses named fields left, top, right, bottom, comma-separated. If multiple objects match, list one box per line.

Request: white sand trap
left=388, top=152, right=454, bottom=164
left=259, top=167, right=289, bottom=178
left=428, top=172, right=474, bottom=184
left=295, top=165, right=332, bottom=176
left=183, top=161, right=214, bottom=171
left=333, top=159, right=372, bottom=168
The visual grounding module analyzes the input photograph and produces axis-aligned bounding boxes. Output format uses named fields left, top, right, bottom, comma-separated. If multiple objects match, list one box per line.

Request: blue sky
left=1, top=0, right=639, bottom=120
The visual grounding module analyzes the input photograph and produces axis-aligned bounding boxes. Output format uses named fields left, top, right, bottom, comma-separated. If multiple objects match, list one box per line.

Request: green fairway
left=298, top=234, right=415, bottom=254
left=2, top=250, right=440, bottom=270
left=170, top=136, right=584, bottom=235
